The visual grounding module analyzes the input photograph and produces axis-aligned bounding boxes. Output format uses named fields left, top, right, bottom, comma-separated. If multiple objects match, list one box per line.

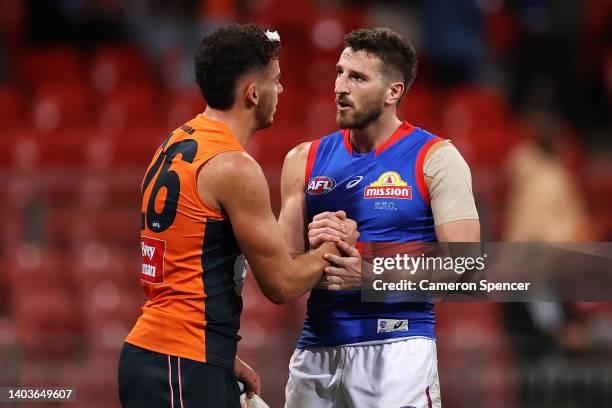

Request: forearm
left=279, top=242, right=339, bottom=301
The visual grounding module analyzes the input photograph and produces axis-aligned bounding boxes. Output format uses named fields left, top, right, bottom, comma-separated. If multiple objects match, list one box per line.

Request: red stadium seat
left=71, top=260, right=142, bottom=365
left=60, top=360, right=119, bottom=408
left=306, top=58, right=337, bottom=94
left=18, top=46, right=82, bottom=87
left=43, top=206, right=76, bottom=250
left=31, top=85, right=91, bottom=132
left=80, top=283, right=142, bottom=355
left=70, top=240, right=141, bottom=292
left=3, top=173, right=41, bottom=214
left=165, top=87, right=206, bottom=129
left=15, top=361, right=72, bottom=389
left=250, top=124, right=301, bottom=167
left=35, top=129, right=91, bottom=168
left=250, top=0, right=317, bottom=25
left=460, top=124, right=524, bottom=168
left=89, top=45, right=152, bottom=94
left=241, top=274, right=292, bottom=331
left=98, top=85, right=160, bottom=134
left=239, top=274, right=291, bottom=359
left=87, top=127, right=163, bottom=169
left=0, top=266, right=9, bottom=316
left=91, top=207, right=140, bottom=245
left=11, top=287, right=83, bottom=363
left=585, top=162, right=612, bottom=239
left=76, top=171, right=142, bottom=207
left=438, top=86, right=518, bottom=167
left=7, top=244, right=67, bottom=291
left=0, top=131, right=31, bottom=171
left=274, top=89, right=311, bottom=128
left=0, top=86, right=23, bottom=130
left=7, top=131, right=87, bottom=206
left=309, top=7, right=368, bottom=59
left=103, top=127, right=165, bottom=171
left=399, top=86, right=441, bottom=133
left=441, top=86, right=510, bottom=137
left=307, top=93, right=337, bottom=136
left=6, top=132, right=40, bottom=171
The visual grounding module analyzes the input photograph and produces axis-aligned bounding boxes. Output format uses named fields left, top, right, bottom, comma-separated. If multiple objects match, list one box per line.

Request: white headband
left=265, top=30, right=280, bottom=42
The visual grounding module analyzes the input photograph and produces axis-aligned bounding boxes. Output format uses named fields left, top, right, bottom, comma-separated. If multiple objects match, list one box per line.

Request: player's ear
left=244, top=82, right=259, bottom=107
left=385, top=81, right=404, bottom=106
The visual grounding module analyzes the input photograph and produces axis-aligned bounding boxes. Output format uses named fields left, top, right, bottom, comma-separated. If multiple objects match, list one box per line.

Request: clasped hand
left=309, top=211, right=362, bottom=290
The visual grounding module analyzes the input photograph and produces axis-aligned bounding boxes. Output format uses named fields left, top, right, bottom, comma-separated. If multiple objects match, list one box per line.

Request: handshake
left=308, top=210, right=363, bottom=291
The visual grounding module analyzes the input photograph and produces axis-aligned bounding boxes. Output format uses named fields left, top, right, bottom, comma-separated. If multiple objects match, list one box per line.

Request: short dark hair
left=344, top=27, right=417, bottom=104
left=194, top=23, right=281, bottom=110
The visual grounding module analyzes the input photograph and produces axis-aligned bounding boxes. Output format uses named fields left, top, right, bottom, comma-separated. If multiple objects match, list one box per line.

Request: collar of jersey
left=341, top=121, right=416, bottom=157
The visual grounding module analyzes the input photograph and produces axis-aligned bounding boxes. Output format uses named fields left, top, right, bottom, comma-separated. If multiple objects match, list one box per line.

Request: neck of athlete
left=349, top=109, right=402, bottom=154
left=202, top=106, right=258, bottom=147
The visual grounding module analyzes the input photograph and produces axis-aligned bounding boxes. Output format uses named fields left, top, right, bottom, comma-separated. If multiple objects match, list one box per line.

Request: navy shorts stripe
left=118, top=342, right=240, bottom=408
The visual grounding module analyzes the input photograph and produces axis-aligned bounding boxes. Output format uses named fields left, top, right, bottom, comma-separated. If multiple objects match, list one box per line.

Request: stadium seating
left=0, top=86, right=23, bottom=130
left=31, top=84, right=91, bottom=132
left=18, top=46, right=82, bottom=87
left=98, top=84, right=160, bottom=134
left=11, top=286, right=82, bottom=363
left=165, top=87, right=206, bottom=129
left=89, top=45, right=151, bottom=94
left=399, top=85, right=441, bottom=133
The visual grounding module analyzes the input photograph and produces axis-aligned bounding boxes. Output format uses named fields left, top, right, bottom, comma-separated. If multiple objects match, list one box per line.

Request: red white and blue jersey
left=298, top=122, right=443, bottom=348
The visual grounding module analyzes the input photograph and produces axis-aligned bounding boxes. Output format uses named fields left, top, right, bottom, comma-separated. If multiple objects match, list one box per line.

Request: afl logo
left=306, top=176, right=336, bottom=195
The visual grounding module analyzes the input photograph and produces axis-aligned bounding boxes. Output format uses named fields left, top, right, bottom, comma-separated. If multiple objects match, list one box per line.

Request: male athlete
left=279, top=28, right=480, bottom=407
left=118, top=24, right=357, bottom=408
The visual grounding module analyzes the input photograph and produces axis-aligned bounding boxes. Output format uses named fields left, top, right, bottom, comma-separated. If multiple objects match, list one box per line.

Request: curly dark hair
left=344, top=27, right=417, bottom=104
left=194, top=23, right=281, bottom=110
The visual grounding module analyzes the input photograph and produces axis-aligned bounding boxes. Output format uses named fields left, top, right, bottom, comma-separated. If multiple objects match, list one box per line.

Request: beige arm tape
left=424, top=144, right=479, bottom=226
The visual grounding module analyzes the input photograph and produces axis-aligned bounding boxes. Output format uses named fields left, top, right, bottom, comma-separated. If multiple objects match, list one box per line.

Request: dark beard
left=255, top=100, right=274, bottom=130
left=336, top=100, right=383, bottom=129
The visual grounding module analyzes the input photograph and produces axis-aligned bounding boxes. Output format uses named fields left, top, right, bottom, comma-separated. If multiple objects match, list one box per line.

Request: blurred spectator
left=504, top=0, right=611, bottom=147
left=25, top=0, right=127, bottom=47
left=503, top=110, right=592, bottom=242
left=0, top=32, right=8, bottom=82
left=421, top=0, right=488, bottom=85
left=123, top=0, right=216, bottom=89
left=502, top=110, right=611, bottom=407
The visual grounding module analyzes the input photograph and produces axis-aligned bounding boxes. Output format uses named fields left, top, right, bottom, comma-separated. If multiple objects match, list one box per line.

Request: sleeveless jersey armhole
left=193, top=148, right=245, bottom=220
left=304, top=139, right=322, bottom=184
left=415, top=137, right=445, bottom=204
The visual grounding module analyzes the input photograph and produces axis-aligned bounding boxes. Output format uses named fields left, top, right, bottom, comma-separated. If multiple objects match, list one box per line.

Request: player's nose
left=334, top=75, right=349, bottom=95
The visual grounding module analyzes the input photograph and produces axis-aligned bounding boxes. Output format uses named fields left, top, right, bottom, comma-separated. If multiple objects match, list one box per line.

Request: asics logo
left=346, top=176, right=363, bottom=189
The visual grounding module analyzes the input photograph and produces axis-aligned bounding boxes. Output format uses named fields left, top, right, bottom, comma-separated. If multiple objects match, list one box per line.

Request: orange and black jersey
left=126, top=114, right=246, bottom=368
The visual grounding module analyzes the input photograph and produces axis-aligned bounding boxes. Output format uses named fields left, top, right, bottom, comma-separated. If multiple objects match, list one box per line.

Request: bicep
left=425, top=144, right=479, bottom=234
left=199, top=153, right=292, bottom=272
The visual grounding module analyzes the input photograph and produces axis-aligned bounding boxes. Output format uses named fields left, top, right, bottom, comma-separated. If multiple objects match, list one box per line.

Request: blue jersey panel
left=299, top=124, right=440, bottom=348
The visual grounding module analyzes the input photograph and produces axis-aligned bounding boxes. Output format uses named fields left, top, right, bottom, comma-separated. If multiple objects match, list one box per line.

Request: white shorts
left=285, top=338, right=441, bottom=408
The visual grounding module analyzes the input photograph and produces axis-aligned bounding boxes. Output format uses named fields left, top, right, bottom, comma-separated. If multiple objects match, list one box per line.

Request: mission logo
left=364, top=171, right=412, bottom=199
